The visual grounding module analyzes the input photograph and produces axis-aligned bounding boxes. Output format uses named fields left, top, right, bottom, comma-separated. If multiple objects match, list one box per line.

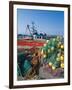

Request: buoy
left=51, top=46, right=54, bottom=51
left=56, top=57, right=60, bottom=61
left=61, top=45, right=64, bottom=49
left=60, top=63, right=64, bottom=68
left=57, top=53, right=61, bottom=57
left=44, top=43, right=46, bottom=47
left=53, top=38, right=56, bottom=41
left=60, top=56, right=64, bottom=61
left=43, top=54, right=46, bottom=58
left=46, top=40, right=49, bottom=43
left=49, top=62, right=52, bottom=66
left=52, top=66, right=56, bottom=70
left=48, top=49, right=50, bottom=53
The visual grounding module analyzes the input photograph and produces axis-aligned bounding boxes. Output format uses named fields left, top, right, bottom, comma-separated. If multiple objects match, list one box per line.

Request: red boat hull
left=17, top=40, right=45, bottom=47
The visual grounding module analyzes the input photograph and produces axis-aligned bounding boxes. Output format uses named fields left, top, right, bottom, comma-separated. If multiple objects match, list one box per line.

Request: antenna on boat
left=31, top=22, right=38, bottom=35
left=25, top=24, right=33, bottom=40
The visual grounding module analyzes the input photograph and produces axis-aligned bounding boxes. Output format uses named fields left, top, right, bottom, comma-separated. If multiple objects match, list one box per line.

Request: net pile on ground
left=40, top=36, right=64, bottom=70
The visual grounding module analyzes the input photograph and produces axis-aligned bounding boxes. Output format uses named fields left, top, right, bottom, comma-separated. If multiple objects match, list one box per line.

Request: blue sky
left=17, top=9, right=64, bottom=36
